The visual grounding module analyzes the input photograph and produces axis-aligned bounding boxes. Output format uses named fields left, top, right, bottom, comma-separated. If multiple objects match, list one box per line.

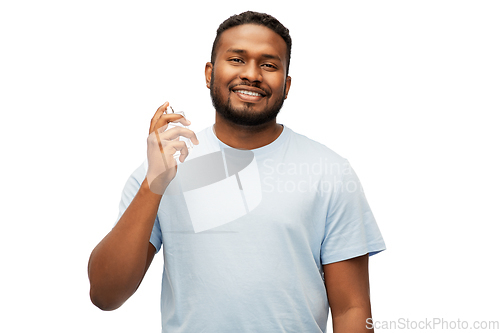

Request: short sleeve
left=115, top=159, right=163, bottom=253
left=320, top=159, right=385, bottom=265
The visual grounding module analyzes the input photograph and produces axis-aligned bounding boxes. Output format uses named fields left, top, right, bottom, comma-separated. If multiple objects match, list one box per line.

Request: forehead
left=215, top=24, right=287, bottom=63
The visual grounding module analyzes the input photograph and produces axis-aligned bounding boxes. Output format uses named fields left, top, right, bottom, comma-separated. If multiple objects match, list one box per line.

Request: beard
left=210, top=72, right=286, bottom=127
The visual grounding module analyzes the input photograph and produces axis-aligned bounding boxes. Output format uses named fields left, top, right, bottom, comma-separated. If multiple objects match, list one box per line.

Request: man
left=88, top=11, right=385, bottom=333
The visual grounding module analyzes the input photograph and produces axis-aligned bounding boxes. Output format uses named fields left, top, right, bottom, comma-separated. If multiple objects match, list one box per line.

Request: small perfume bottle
left=166, top=106, right=193, bottom=162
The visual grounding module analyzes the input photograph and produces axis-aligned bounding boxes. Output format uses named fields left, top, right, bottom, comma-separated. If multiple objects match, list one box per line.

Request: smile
left=233, top=90, right=263, bottom=97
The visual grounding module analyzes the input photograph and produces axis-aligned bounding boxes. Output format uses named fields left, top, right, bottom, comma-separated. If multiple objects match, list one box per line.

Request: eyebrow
left=225, top=48, right=282, bottom=62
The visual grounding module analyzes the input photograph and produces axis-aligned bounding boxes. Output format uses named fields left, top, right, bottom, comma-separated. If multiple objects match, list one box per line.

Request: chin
left=216, top=103, right=281, bottom=126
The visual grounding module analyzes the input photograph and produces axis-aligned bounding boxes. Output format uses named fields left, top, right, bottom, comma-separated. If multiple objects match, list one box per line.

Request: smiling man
left=88, top=11, right=385, bottom=333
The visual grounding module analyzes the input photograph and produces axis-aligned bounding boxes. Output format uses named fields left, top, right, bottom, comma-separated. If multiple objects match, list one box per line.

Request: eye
left=262, top=63, right=278, bottom=70
left=229, top=58, right=244, bottom=64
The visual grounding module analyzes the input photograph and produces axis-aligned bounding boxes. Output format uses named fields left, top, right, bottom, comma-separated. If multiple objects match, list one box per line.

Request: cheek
left=214, top=63, right=237, bottom=82
left=268, top=77, right=287, bottom=96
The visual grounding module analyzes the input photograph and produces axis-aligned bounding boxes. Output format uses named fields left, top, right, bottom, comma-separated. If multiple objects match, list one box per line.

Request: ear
left=205, top=62, right=213, bottom=89
left=284, top=76, right=292, bottom=99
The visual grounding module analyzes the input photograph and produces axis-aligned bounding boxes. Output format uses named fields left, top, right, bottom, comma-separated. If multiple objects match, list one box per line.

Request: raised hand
left=146, top=101, right=199, bottom=195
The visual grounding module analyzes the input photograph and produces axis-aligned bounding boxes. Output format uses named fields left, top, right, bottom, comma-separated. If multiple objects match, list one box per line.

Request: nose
left=239, top=61, right=262, bottom=83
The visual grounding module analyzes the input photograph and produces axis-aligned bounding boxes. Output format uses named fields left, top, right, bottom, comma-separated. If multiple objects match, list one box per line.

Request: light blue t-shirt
left=116, top=125, right=385, bottom=332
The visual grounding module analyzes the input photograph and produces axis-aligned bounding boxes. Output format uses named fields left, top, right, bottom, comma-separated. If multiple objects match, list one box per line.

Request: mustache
left=229, top=82, right=270, bottom=96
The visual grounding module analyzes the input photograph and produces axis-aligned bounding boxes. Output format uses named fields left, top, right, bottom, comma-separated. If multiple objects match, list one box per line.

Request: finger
left=149, top=101, right=170, bottom=134
left=169, top=116, right=191, bottom=127
left=159, top=127, right=199, bottom=145
left=151, top=113, right=185, bottom=134
left=162, top=140, right=190, bottom=162
left=155, top=122, right=170, bottom=136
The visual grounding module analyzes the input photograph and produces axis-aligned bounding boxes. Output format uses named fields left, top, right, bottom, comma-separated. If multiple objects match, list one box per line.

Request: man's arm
left=323, top=254, right=373, bottom=333
left=88, top=179, right=161, bottom=311
left=88, top=101, right=199, bottom=311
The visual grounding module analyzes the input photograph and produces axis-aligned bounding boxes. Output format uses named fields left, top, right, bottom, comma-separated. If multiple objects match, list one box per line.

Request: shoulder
left=285, top=126, right=347, bottom=164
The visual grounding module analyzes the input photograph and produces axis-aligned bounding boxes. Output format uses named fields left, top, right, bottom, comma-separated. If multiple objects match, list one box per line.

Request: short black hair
left=210, top=11, right=292, bottom=75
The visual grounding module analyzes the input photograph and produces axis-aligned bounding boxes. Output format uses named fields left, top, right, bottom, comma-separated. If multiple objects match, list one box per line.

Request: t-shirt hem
left=149, top=236, right=162, bottom=253
left=321, top=244, right=386, bottom=265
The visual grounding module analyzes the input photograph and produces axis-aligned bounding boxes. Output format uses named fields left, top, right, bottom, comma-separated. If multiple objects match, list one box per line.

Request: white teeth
left=234, top=90, right=262, bottom=97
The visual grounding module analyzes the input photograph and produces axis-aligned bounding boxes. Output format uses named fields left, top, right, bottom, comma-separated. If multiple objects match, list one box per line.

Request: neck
left=213, top=114, right=283, bottom=150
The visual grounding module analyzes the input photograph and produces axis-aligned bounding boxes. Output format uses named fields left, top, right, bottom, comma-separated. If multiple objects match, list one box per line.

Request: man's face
left=205, top=24, right=291, bottom=127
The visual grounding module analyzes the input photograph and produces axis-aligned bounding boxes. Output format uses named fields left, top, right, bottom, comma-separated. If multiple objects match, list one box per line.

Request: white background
left=1, top=1, right=499, bottom=332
